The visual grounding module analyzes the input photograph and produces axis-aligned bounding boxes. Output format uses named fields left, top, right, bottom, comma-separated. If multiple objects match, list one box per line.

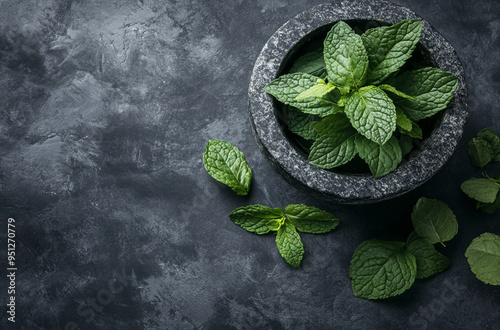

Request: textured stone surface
left=0, top=0, right=499, bottom=329
left=249, top=0, right=468, bottom=204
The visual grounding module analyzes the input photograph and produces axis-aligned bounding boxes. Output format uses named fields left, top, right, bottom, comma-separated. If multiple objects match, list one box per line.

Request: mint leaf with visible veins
left=461, top=178, right=500, bottom=204
left=345, top=86, right=396, bottom=145
left=203, top=140, right=252, bottom=195
left=276, top=219, right=304, bottom=268
left=362, top=20, right=422, bottom=85
left=465, top=233, right=500, bottom=285
left=405, top=232, right=450, bottom=279
left=324, top=21, right=368, bottom=89
left=296, top=80, right=336, bottom=100
left=411, top=198, right=458, bottom=246
left=285, top=204, right=339, bottom=233
left=355, top=135, right=402, bottom=178
left=349, top=240, right=417, bottom=300
left=391, top=67, right=458, bottom=122
left=229, top=205, right=284, bottom=234
left=309, top=126, right=358, bottom=169
left=264, top=73, right=342, bottom=117
left=285, top=106, right=319, bottom=141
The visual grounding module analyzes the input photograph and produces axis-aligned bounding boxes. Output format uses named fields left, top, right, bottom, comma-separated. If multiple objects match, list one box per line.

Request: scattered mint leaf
left=476, top=192, right=500, bottom=214
left=349, top=240, right=417, bottom=300
left=308, top=126, right=358, bottom=169
left=405, top=232, right=450, bottom=279
left=411, top=197, right=458, bottom=246
left=465, top=233, right=500, bottom=285
left=460, top=178, right=500, bottom=204
left=203, top=139, right=252, bottom=195
left=324, top=21, right=368, bottom=89
left=392, top=67, right=458, bottom=122
left=345, top=86, right=397, bottom=145
left=355, top=135, right=402, bottom=178
left=468, top=137, right=495, bottom=168
left=229, top=205, right=284, bottom=234
left=276, top=219, right=304, bottom=268
left=285, top=106, right=320, bottom=141
left=362, top=20, right=422, bottom=85
left=264, top=73, right=342, bottom=117
left=296, top=80, right=336, bottom=100
left=285, top=204, right=339, bottom=233
left=477, top=128, right=500, bottom=162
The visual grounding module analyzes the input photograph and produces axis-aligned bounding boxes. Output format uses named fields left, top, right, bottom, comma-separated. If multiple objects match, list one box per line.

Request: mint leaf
left=378, top=84, right=418, bottom=101
left=468, top=137, right=495, bottom=168
left=411, top=198, right=458, bottom=246
left=203, top=140, right=252, bottom=195
left=296, top=81, right=336, bottom=100
left=400, top=121, right=423, bottom=139
left=285, top=106, right=319, bottom=141
left=396, top=108, right=413, bottom=132
left=276, top=220, right=304, bottom=268
left=355, top=135, right=402, bottom=178
left=362, top=20, right=422, bottom=85
left=392, top=67, right=458, bottom=121
left=314, top=113, right=352, bottom=135
left=465, top=233, right=500, bottom=285
left=285, top=204, right=339, bottom=233
left=229, top=205, right=284, bottom=234
left=264, top=73, right=342, bottom=117
left=406, top=232, right=450, bottom=279
left=309, top=126, right=358, bottom=169
left=461, top=178, right=500, bottom=204
left=399, top=134, right=414, bottom=157
left=477, top=128, right=500, bottom=161
left=349, top=240, right=417, bottom=300
left=324, top=21, right=368, bottom=89
left=345, top=86, right=396, bottom=145
left=289, top=51, right=327, bottom=78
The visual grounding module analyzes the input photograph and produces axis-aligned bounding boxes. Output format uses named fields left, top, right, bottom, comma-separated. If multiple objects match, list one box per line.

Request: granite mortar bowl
left=248, top=0, right=467, bottom=204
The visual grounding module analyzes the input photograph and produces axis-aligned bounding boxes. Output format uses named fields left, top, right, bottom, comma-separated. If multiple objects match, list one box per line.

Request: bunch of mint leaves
left=265, top=20, right=458, bottom=178
left=203, top=139, right=340, bottom=267
left=460, top=128, right=500, bottom=286
left=349, top=197, right=458, bottom=299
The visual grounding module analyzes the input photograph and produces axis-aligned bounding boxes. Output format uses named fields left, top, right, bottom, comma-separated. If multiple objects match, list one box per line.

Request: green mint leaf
left=289, top=51, right=327, bottom=78
left=411, top=197, right=458, bottom=246
left=461, top=178, right=500, bottom=204
left=345, top=86, right=397, bottom=145
left=309, top=126, right=358, bottom=169
left=477, top=128, right=500, bottom=160
left=399, top=120, right=423, bottom=139
left=276, top=220, right=304, bottom=268
left=229, top=205, right=285, bottom=234
left=296, top=81, right=336, bottom=100
left=355, top=135, right=402, bottom=178
left=465, top=232, right=500, bottom=285
left=405, top=232, right=450, bottom=279
left=285, top=106, right=319, bottom=141
left=265, top=73, right=342, bottom=117
left=378, top=84, right=418, bottom=101
left=203, top=139, right=252, bottom=195
left=476, top=192, right=500, bottom=214
left=468, top=137, right=495, bottom=168
left=392, top=67, right=458, bottom=121
left=399, top=134, right=414, bottom=157
left=349, top=240, right=417, bottom=300
left=362, top=20, right=422, bottom=85
left=324, top=21, right=368, bottom=89
left=285, top=204, right=339, bottom=234
left=314, top=113, right=352, bottom=135
left=396, top=108, right=413, bottom=132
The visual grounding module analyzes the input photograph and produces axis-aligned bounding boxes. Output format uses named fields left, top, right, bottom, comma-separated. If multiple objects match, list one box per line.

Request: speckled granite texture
left=249, top=0, right=467, bottom=204
left=0, top=1, right=499, bottom=329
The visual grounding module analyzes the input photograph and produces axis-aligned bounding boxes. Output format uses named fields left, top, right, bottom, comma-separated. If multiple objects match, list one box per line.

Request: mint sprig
left=349, top=197, right=456, bottom=300
left=229, top=204, right=339, bottom=268
left=265, top=19, right=458, bottom=178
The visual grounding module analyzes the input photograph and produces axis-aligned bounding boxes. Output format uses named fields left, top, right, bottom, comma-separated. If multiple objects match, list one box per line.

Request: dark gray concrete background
left=0, top=0, right=498, bottom=329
